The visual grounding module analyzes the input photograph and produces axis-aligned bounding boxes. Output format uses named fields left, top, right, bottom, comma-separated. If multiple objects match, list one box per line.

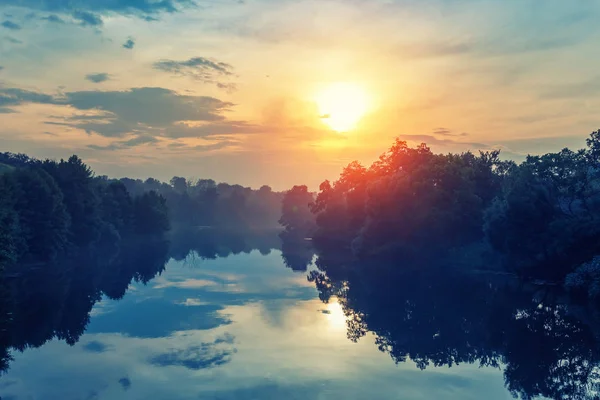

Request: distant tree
left=279, top=185, right=315, bottom=237
left=133, top=190, right=170, bottom=234
left=170, top=176, right=188, bottom=194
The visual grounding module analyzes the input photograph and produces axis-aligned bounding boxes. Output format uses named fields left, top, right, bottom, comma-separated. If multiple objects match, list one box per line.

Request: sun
left=315, top=82, right=369, bottom=133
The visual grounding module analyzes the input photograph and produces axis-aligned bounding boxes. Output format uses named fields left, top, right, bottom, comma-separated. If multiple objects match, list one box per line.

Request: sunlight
left=325, top=300, right=347, bottom=331
left=315, top=82, right=369, bottom=133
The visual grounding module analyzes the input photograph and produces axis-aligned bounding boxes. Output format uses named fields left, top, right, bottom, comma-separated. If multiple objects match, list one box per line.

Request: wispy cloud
left=71, top=10, right=103, bottom=27
left=149, top=334, right=236, bottom=370
left=85, top=73, right=110, bottom=83
left=122, top=37, right=135, bottom=49
left=0, top=0, right=196, bottom=19
left=1, top=20, right=21, bottom=30
left=82, top=340, right=110, bottom=353
left=88, top=135, right=159, bottom=151
left=4, top=35, right=22, bottom=44
left=41, top=14, right=66, bottom=24
left=153, top=56, right=236, bottom=92
left=431, top=128, right=468, bottom=137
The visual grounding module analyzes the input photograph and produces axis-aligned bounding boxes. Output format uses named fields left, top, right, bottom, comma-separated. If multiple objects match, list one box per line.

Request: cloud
left=71, top=10, right=103, bottom=27
left=88, top=134, right=159, bottom=151
left=153, top=56, right=236, bottom=91
left=57, top=87, right=232, bottom=135
left=148, top=335, right=236, bottom=370
left=399, top=134, right=488, bottom=149
left=82, top=340, right=109, bottom=353
left=1, top=20, right=21, bottom=30
left=122, top=37, right=135, bottom=49
left=0, top=87, right=55, bottom=113
left=4, top=36, right=22, bottom=44
left=41, top=14, right=66, bottom=24
left=166, top=120, right=260, bottom=139
left=118, top=377, right=131, bottom=391
left=432, top=128, right=468, bottom=137
left=1, top=84, right=257, bottom=145
left=0, top=0, right=195, bottom=19
left=85, top=73, right=110, bottom=83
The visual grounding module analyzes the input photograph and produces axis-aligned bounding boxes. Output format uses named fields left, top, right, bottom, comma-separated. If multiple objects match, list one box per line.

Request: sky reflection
left=0, top=250, right=517, bottom=400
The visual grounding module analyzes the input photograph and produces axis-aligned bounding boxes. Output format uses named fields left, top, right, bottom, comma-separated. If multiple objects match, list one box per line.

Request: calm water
left=0, top=233, right=595, bottom=399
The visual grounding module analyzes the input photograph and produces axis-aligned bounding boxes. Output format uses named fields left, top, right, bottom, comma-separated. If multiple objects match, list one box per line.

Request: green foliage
left=565, top=256, right=600, bottom=300
left=306, top=139, right=503, bottom=259
left=133, top=190, right=170, bottom=234
left=279, top=185, right=315, bottom=237
left=41, top=155, right=102, bottom=247
left=0, top=152, right=171, bottom=267
left=10, top=167, right=70, bottom=260
left=485, top=145, right=600, bottom=279
left=0, top=175, right=19, bottom=268
left=100, top=180, right=134, bottom=235
left=121, top=177, right=283, bottom=230
left=299, top=130, right=600, bottom=287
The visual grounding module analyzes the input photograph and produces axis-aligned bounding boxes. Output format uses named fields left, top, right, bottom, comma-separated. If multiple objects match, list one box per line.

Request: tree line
left=0, top=153, right=170, bottom=270
left=279, top=130, right=600, bottom=298
left=119, top=176, right=283, bottom=231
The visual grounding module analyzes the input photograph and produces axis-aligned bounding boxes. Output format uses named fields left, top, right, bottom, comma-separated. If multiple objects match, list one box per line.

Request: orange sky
left=0, top=0, right=598, bottom=189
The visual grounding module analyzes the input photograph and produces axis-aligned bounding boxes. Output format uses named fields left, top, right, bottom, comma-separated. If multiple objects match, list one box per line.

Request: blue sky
left=1, top=0, right=599, bottom=189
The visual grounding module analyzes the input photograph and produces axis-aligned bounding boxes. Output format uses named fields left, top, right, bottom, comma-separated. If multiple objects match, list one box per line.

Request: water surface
left=0, top=234, right=589, bottom=399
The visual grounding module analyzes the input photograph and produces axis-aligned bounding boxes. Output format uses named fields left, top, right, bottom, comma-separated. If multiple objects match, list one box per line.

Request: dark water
left=0, top=232, right=598, bottom=400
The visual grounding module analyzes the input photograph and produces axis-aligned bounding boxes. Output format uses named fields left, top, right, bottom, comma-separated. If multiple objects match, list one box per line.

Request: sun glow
left=324, top=300, right=347, bottom=331
left=315, top=82, right=369, bottom=132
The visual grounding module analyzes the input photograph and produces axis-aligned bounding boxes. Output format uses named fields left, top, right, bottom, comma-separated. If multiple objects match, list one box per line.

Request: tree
left=0, top=174, right=19, bottom=268
left=42, top=156, right=101, bottom=247
left=100, top=181, right=134, bottom=235
left=133, top=190, right=170, bottom=234
left=10, top=168, right=70, bottom=260
left=170, top=176, right=188, bottom=194
left=279, top=185, right=315, bottom=238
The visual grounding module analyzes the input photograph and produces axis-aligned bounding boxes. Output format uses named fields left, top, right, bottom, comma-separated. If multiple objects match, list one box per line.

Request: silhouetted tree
left=133, top=190, right=170, bottom=234
left=10, top=168, right=70, bottom=260
left=279, top=185, right=315, bottom=238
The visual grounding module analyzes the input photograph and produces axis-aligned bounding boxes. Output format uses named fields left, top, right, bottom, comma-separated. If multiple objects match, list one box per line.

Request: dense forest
left=280, top=130, right=600, bottom=300
left=0, top=152, right=283, bottom=272
left=0, top=153, right=170, bottom=270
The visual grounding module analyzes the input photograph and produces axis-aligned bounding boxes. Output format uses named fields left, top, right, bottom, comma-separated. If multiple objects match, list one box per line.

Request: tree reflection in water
left=296, top=235, right=600, bottom=400
left=1, top=231, right=600, bottom=400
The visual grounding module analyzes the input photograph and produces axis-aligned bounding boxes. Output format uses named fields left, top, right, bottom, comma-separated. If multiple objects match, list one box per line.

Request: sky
left=1, top=0, right=599, bottom=190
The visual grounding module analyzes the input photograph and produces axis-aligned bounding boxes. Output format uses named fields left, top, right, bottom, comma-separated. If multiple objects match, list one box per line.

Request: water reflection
left=0, top=230, right=599, bottom=399
left=306, top=238, right=600, bottom=400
